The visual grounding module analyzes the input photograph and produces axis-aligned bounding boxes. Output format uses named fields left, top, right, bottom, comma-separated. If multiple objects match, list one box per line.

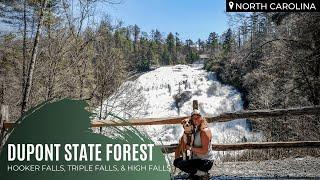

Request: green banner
left=0, top=99, right=170, bottom=180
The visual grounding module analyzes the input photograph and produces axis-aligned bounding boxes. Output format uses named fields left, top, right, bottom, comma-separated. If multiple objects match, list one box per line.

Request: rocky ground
left=209, top=156, right=320, bottom=179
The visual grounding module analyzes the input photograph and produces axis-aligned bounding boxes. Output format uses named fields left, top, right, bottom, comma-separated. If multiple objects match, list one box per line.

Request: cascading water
left=95, top=63, right=258, bottom=149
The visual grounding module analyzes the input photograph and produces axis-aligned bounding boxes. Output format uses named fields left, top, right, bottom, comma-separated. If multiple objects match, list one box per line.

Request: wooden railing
left=160, top=141, right=320, bottom=153
left=90, top=105, right=320, bottom=127
left=2, top=105, right=319, bottom=128
left=1, top=102, right=320, bottom=151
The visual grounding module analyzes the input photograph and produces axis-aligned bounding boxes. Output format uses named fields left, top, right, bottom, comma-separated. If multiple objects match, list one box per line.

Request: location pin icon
left=229, top=1, right=234, bottom=9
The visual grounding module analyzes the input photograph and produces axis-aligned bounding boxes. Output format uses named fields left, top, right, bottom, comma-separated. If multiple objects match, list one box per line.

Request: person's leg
left=196, top=159, right=213, bottom=172
left=190, top=159, right=213, bottom=180
left=173, top=157, right=198, bottom=174
left=189, top=159, right=213, bottom=172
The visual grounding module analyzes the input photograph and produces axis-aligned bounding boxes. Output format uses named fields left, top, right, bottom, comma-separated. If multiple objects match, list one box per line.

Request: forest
left=203, top=12, right=320, bottom=155
left=0, top=0, right=199, bottom=121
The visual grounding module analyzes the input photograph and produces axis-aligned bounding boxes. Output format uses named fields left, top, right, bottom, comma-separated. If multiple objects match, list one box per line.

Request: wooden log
left=3, top=105, right=320, bottom=128
left=206, top=105, right=320, bottom=123
left=91, top=117, right=187, bottom=127
left=3, top=121, right=15, bottom=129
left=91, top=105, right=320, bottom=127
left=160, top=141, right=320, bottom=153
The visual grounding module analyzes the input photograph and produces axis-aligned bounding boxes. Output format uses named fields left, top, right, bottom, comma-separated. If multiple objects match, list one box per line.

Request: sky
left=98, top=0, right=228, bottom=41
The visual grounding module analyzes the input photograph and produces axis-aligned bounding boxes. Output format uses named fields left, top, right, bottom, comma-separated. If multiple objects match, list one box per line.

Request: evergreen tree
left=133, top=24, right=140, bottom=52
left=166, top=32, right=176, bottom=64
left=207, top=32, right=218, bottom=53
left=222, top=28, right=233, bottom=52
left=185, top=39, right=199, bottom=63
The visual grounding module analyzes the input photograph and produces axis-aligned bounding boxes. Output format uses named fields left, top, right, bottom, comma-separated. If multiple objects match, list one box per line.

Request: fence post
left=1, top=105, right=9, bottom=122
left=193, top=100, right=198, bottom=110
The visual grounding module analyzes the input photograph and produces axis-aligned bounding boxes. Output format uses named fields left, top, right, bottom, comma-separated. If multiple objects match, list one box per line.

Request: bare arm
left=191, top=128, right=212, bottom=155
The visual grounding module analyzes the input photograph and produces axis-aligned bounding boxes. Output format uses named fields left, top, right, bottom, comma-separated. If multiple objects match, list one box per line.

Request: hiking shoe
left=194, top=170, right=210, bottom=180
left=173, top=172, right=191, bottom=179
left=189, top=174, right=200, bottom=180
left=199, top=172, right=210, bottom=180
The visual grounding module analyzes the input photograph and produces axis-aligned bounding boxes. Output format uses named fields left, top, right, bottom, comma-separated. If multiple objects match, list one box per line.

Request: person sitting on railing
left=174, top=109, right=214, bottom=180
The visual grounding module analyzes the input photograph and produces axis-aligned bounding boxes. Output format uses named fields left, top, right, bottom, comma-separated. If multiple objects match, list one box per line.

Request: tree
left=166, top=32, right=176, bottom=64
left=208, top=12, right=320, bottom=147
left=175, top=32, right=184, bottom=63
left=222, top=28, right=233, bottom=52
left=151, top=29, right=163, bottom=65
left=21, top=0, right=48, bottom=115
left=137, top=32, right=151, bottom=71
left=207, top=32, right=218, bottom=53
left=94, top=24, right=126, bottom=118
left=185, top=39, right=199, bottom=64
left=133, top=24, right=140, bottom=52
left=1, top=0, right=209, bottom=123
left=197, top=38, right=205, bottom=53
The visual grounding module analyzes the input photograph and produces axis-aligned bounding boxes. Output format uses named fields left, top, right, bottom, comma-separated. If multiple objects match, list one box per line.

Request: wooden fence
left=160, top=141, right=320, bottom=153
left=90, top=105, right=320, bottom=127
left=1, top=102, right=320, bottom=152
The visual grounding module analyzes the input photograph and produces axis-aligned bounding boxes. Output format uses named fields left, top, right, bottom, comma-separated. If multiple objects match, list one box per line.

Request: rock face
left=173, top=91, right=192, bottom=108
left=210, top=156, right=320, bottom=178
